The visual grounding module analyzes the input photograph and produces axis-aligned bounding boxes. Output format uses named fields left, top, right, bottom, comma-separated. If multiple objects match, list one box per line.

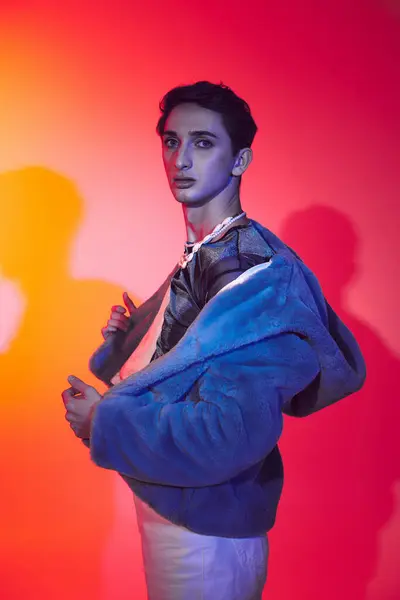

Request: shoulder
left=195, top=223, right=274, bottom=304
left=199, top=222, right=273, bottom=267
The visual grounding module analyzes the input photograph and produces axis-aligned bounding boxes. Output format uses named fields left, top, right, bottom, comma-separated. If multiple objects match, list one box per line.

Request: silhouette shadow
left=265, top=205, right=400, bottom=600
left=0, top=167, right=140, bottom=600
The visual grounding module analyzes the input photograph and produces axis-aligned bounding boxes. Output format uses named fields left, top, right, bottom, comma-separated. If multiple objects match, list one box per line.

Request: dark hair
left=156, top=81, right=257, bottom=155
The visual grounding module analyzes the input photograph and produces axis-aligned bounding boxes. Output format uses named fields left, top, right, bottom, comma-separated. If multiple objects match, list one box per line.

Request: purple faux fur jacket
left=87, top=222, right=366, bottom=537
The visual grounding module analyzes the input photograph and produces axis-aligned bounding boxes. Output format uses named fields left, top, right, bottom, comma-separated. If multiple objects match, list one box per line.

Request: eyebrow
left=163, top=129, right=219, bottom=139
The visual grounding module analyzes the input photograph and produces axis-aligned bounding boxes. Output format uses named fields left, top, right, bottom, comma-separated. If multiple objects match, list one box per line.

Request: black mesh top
left=151, top=221, right=272, bottom=361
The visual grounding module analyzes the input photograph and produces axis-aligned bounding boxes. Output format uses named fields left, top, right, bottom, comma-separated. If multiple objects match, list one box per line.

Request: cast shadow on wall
left=1, top=174, right=398, bottom=599
left=0, top=166, right=139, bottom=600
left=266, top=205, right=399, bottom=600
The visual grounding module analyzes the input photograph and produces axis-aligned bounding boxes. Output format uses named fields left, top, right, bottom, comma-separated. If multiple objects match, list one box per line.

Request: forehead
left=164, top=103, right=228, bottom=137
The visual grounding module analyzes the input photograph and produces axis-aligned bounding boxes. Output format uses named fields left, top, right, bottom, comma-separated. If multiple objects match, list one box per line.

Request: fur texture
left=87, top=232, right=366, bottom=537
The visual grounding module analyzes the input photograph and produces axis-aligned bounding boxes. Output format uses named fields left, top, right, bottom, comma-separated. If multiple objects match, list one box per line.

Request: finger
left=63, top=387, right=83, bottom=401
left=107, top=318, right=129, bottom=331
left=109, top=312, right=130, bottom=324
left=111, top=305, right=127, bottom=314
left=102, top=326, right=116, bottom=339
left=70, top=422, right=79, bottom=435
left=107, top=321, right=129, bottom=332
left=67, top=375, right=90, bottom=392
left=65, top=400, right=85, bottom=417
left=62, top=387, right=75, bottom=406
left=65, top=411, right=77, bottom=423
left=123, top=292, right=136, bottom=315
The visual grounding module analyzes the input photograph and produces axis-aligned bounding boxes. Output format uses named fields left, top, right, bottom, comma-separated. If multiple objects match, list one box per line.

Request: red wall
left=0, top=1, right=399, bottom=598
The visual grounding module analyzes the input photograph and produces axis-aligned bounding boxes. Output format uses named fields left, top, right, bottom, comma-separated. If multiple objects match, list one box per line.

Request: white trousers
left=134, top=495, right=268, bottom=600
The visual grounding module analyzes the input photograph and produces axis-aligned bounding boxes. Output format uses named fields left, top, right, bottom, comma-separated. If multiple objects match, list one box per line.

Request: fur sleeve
left=89, top=332, right=320, bottom=487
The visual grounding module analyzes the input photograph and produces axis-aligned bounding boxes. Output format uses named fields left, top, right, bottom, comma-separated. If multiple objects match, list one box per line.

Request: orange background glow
left=0, top=1, right=399, bottom=599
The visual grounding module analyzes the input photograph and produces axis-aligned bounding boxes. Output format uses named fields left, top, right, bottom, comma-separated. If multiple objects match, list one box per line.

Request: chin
left=173, top=189, right=191, bottom=204
left=172, top=189, right=212, bottom=208
left=173, top=191, right=194, bottom=204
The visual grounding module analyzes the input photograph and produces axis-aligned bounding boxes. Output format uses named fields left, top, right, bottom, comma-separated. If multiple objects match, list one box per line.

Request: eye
left=195, top=138, right=214, bottom=149
left=163, top=137, right=179, bottom=149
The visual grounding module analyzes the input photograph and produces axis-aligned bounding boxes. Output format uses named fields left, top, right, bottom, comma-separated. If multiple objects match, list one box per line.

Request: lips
left=173, top=177, right=196, bottom=189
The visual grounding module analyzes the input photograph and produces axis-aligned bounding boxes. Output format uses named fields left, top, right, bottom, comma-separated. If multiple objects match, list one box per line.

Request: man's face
left=161, top=103, right=237, bottom=206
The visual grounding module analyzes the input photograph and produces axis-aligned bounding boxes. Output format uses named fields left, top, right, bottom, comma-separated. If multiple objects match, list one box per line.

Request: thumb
left=123, top=292, right=136, bottom=315
left=67, top=375, right=88, bottom=391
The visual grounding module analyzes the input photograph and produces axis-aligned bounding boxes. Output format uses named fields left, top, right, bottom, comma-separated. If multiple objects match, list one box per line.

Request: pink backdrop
left=0, top=1, right=399, bottom=598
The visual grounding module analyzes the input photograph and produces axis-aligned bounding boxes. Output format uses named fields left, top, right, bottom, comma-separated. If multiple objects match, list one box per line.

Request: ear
left=232, top=148, right=253, bottom=177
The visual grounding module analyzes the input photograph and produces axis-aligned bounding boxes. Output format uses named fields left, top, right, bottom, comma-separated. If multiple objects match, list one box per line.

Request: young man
left=62, top=82, right=366, bottom=599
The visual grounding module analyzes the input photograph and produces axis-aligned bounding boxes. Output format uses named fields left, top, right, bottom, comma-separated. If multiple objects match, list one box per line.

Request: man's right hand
left=101, top=292, right=136, bottom=340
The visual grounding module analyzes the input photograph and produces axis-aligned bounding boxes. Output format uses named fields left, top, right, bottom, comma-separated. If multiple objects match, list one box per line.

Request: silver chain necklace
left=179, top=211, right=246, bottom=269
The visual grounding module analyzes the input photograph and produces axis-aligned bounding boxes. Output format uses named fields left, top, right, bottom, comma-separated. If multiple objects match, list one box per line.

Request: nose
left=174, top=143, right=192, bottom=171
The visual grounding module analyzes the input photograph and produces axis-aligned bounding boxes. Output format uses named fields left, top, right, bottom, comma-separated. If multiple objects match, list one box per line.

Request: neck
left=183, top=189, right=244, bottom=243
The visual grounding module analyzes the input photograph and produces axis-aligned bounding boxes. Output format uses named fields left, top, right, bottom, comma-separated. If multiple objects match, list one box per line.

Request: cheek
left=162, top=151, right=174, bottom=169
left=203, top=155, right=233, bottom=181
